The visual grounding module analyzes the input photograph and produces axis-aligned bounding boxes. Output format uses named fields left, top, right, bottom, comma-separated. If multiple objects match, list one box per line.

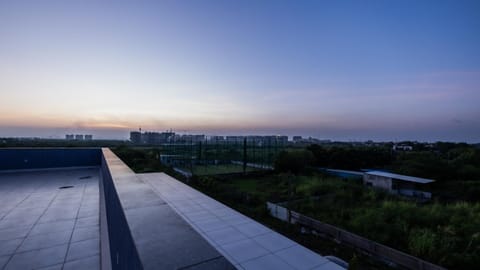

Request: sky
left=0, top=0, right=479, bottom=142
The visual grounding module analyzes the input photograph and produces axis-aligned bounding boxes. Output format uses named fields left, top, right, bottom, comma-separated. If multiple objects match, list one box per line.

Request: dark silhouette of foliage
left=307, top=144, right=392, bottom=170
left=274, top=150, right=315, bottom=174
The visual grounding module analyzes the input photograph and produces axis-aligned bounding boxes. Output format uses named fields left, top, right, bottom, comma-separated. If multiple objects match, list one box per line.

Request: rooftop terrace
left=0, top=148, right=344, bottom=270
left=0, top=168, right=100, bottom=269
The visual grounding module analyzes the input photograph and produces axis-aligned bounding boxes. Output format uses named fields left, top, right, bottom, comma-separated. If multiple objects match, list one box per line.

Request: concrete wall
left=101, top=148, right=233, bottom=270
left=397, top=189, right=432, bottom=199
left=101, top=151, right=143, bottom=270
left=267, top=202, right=290, bottom=222
left=0, top=148, right=101, bottom=171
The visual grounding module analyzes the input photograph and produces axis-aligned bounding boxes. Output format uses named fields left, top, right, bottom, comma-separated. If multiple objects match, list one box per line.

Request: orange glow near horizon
left=1, top=1, right=479, bottom=142
left=0, top=107, right=339, bottom=134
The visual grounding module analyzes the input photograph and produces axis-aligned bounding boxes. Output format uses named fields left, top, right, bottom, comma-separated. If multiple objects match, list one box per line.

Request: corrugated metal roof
left=365, top=171, right=435, bottom=184
left=325, top=168, right=365, bottom=176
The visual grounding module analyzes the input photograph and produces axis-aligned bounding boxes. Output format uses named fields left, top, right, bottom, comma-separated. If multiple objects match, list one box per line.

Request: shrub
left=408, top=228, right=437, bottom=258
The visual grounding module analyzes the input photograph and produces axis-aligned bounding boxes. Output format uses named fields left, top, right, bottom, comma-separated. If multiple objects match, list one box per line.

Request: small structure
left=392, top=144, right=413, bottom=151
left=363, top=171, right=434, bottom=199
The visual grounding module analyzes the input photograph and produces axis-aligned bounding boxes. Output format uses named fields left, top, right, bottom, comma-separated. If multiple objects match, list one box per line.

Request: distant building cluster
left=292, top=136, right=331, bottom=144
left=65, top=134, right=93, bottom=141
left=231, top=135, right=288, bottom=146
left=129, top=130, right=289, bottom=145
left=130, top=131, right=177, bottom=144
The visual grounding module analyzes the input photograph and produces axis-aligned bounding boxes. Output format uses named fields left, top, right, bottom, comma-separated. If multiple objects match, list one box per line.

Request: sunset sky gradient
left=1, top=0, right=479, bottom=141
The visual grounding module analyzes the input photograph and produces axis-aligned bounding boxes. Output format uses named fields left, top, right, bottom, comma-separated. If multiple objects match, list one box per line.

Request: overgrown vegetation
left=110, top=144, right=480, bottom=269
left=288, top=177, right=480, bottom=269
left=307, top=142, right=480, bottom=182
left=307, top=143, right=480, bottom=202
left=188, top=174, right=390, bottom=269
left=191, top=173, right=480, bottom=269
left=307, top=144, right=393, bottom=170
left=274, top=149, right=315, bottom=174
left=179, top=164, right=258, bottom=175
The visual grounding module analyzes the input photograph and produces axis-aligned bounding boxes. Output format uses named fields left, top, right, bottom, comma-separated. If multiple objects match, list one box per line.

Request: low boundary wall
left=101, top=153, right=143, bottom=270
left=0, top=148, right=101, bottom=171
left=267, top=202, right=447, bottom=270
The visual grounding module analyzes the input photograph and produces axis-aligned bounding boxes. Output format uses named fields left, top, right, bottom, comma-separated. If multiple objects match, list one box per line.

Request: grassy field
left=179, top=164, right=260, bottom=175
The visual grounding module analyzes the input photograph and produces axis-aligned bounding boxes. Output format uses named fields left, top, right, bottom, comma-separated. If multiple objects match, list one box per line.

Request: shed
left=363, top=171, right=435, bottom=199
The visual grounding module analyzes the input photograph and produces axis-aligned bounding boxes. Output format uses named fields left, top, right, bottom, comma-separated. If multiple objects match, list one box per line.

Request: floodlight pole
left=243, top=137, right=247, bottom=174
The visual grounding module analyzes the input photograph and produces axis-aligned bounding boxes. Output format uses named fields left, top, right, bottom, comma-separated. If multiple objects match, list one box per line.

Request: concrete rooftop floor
left=0, top=168, right=100, bottom=270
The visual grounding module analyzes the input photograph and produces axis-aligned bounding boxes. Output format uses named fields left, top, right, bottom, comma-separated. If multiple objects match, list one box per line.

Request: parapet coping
left=101, top=148, right=235, bottom=269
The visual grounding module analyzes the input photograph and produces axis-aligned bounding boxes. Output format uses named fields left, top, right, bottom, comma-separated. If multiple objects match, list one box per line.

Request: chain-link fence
left=159, top=137, right=287, bottom=176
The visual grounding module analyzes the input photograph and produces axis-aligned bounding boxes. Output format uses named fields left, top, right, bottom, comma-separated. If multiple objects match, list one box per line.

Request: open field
left=178, top=164, right=260, bottom=175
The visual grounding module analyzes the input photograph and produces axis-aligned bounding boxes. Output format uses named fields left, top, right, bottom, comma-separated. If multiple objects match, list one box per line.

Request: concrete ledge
left=99, top=167, right=112, bottom=270
left=101, top=150, right=143, bottom=269
left=101, top=148, right=235, bottom=270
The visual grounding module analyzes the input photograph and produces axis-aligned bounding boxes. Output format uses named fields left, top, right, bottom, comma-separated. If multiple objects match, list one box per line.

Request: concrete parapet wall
left=0, top=148, right=101, bottom=171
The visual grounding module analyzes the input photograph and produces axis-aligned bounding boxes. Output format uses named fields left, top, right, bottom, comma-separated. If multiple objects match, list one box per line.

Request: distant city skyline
left=1, top=1, right=479, bottom=142
left=1, top=126, right=477, bottom=143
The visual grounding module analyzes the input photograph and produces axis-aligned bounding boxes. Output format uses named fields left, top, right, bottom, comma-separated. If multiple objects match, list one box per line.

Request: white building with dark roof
left=363, top=171, right=435, bottom=199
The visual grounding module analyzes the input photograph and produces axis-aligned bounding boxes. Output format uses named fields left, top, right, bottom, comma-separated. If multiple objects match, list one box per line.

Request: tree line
left=273, top=143, right=480, bottom=182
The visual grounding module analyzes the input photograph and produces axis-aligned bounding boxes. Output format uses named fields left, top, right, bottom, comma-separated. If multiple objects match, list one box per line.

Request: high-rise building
left=130, top=131, right=142, bottom=144
left=130, top=130, right=176, bottom=144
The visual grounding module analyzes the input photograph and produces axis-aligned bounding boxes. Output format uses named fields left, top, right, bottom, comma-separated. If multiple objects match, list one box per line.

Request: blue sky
left=0, top=0, right=479, bottom=141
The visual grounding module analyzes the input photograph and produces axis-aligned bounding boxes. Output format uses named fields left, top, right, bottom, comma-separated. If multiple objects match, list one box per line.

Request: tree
left=274, top=150, right=315, bottom=174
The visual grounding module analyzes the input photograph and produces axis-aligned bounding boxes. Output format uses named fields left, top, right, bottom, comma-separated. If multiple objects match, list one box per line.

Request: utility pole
left=190, top=136, right=194, bottom=175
